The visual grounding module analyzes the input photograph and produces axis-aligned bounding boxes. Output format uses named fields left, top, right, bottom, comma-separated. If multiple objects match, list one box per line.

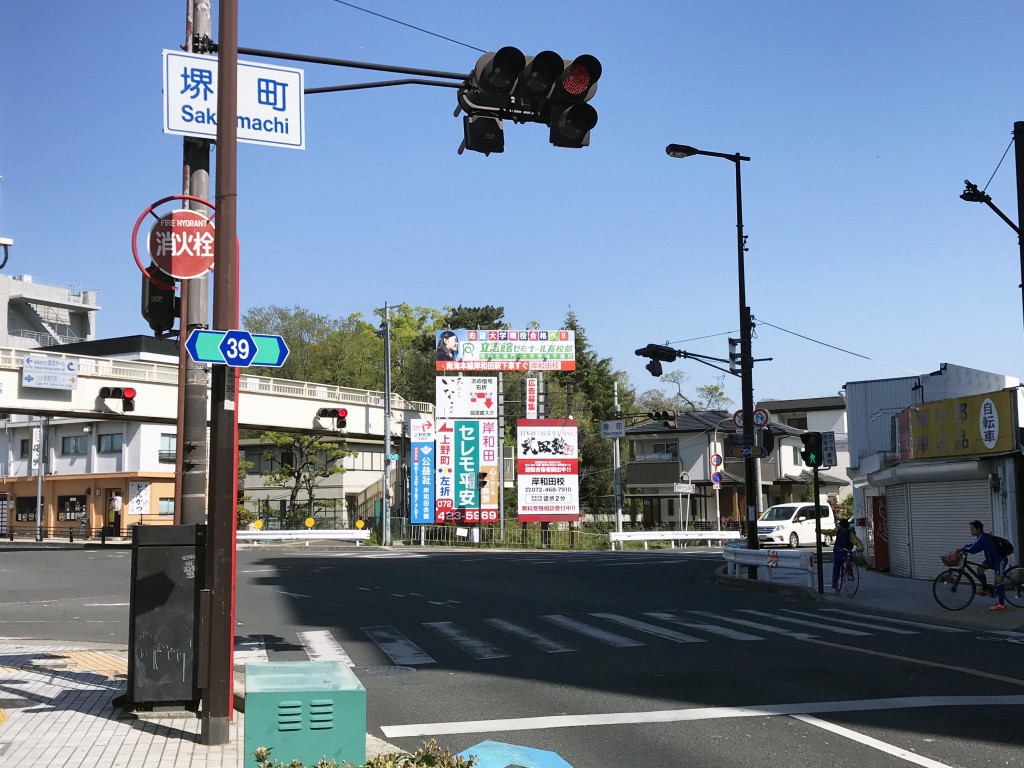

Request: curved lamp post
left=666, top=144, right=759, bottom=577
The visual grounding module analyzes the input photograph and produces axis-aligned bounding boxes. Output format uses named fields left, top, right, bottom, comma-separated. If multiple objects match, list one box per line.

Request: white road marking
left=686, top=611, right=817, bottom=639
left=542, top=615, right=645, bottom=647
left=738, top=609, right=872, bottom=636
left=793, top=713, right=955, bottom=768
left=423, top=622, right=508, bottom=660
left=82, top=603, right=129, bottom=607
left=277, top=590, right=311, bottom=598
left=483, top=618, right=577, bottom=653
left=644, top=612, right=763, bottom=641
left=297, top=630, right=354, bottom=667
left=780, top=610, right=919, bottom=634
left=380, top=694, right=1024, bottom=738
left=234, top=635, right=268, bottom=664
left=818, top=608, right=970, bottom=633
left=363, top=625, right=435, bottom=666
left=590, top=613, right=705, bottom=643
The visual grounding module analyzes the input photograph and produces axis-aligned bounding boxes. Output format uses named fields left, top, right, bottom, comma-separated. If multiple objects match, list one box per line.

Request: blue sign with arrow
left=185, top=328, right=289, bottom=368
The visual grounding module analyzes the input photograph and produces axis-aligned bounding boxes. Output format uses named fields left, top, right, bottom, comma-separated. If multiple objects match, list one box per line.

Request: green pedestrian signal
left=801, top=431, right=823, bottom=468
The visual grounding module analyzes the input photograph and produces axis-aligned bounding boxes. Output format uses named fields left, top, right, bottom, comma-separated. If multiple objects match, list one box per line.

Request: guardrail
left=609, top=530, right=742, bottom=550
left=236, top=529, right=371, bottom=544
left=722, top=542, right=816, bottom=586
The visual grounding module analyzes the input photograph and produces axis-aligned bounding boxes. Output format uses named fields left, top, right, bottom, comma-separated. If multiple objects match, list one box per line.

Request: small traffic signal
left=546, top=55, right=601, bottom=148
left=100, top=386, right=137, bottom=412
left=635, top=344, right=679, bottom=378
left=141, top=264, right=177, bottom=336
left=647, top=409, right=677, bottom=429
left=317, top=407, right=348, bottom=432
left=800, top=431, right=823, bottom=468
left=728, top=338, right=742, bottom=374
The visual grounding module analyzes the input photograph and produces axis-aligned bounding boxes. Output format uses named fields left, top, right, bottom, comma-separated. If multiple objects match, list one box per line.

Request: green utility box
left=243, top=661, right=366, bottom=768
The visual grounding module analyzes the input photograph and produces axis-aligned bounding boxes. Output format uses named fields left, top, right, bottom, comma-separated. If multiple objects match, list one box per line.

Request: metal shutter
left=909, top=480, right=991, bottom=581
left=885, top=485, right=910, bottom=578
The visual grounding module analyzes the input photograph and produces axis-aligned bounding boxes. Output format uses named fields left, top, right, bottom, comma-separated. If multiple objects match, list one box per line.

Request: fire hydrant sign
left=517, top=419, right=580, bottom=522
left=148, top=209, right=215, bottom=279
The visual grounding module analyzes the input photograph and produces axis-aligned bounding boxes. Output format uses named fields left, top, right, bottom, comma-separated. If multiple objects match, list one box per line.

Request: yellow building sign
left=897, top=389, right=1017, bottom=460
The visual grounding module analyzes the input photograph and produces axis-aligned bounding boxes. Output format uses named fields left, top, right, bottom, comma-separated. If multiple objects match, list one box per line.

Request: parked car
left=756, top=502, right=835, bottom=548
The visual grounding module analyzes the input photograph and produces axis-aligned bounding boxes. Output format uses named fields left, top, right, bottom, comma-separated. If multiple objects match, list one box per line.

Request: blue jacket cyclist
left=821, top=518, right=864, bottom=591
left=961, top=520, right=1007, bottom=611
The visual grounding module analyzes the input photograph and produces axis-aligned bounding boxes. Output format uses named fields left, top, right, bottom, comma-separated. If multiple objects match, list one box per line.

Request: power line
left=327, top=0, right=485, bottom=53
left=755, top=318, right=921, bottom=374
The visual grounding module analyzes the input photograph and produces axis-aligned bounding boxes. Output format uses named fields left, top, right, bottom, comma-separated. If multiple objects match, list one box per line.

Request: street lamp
left=666, top=143, right=760, bottom=577
left=960, top=122, right=1024, bottom=346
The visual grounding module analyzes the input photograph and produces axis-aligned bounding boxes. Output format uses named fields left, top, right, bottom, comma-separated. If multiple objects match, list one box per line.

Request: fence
left=609, top=530, right=742, bottom=550
left=721, top=542, right=816, bottom=586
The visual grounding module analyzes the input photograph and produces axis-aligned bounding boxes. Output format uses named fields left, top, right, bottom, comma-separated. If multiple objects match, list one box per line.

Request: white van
left=756, top=502, right=835, bottom=548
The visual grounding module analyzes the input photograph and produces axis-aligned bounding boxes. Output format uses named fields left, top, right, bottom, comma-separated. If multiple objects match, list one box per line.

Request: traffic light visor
left=473, top=47, right=526, bottom=93
left=100, top=387, right=124, bottom=398
left=519, top=51, right=562, bottom=98
left=318, top=408, right=340, bottom=418
left=550, top=103, right=597, bottom=147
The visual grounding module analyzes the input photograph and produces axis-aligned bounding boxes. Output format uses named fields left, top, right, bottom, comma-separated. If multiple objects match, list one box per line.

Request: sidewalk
left=2, top=564, right=1022, bottom=767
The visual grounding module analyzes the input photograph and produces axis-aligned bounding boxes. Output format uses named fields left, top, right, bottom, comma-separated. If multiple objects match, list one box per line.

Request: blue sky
left=3, top=1, right=1024, bottom=408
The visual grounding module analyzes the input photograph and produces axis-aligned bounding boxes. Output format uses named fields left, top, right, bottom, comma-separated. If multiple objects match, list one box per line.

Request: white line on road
left=363, top=625, right=435, bottom=666
left=542, top=615, right=645, bottom=647
left=483, top=618, right=577, bottom=653
left=644, top=612, right=764, bottom=641
left=793, top=714, right=955, bottom=768
left=380, top=694, right=1024, bottom=738
left=234, top=635, right=268, bottom=664
left=297, top=630, right=354, bottom=667
left=738, top=609, right=872, bottom=636
left=423, top=622, right=509, bottom=660
left=818, top=608, right=969, bottom=633
left=781, top=610, right=919, bottom=635
left=590, top=613, right=705, bottom=643
left=686, top=611, right=817, bottom=639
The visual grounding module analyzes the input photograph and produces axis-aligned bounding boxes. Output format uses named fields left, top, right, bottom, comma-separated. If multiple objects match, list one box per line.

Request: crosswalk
left=235, top=607, right=970, bottom=669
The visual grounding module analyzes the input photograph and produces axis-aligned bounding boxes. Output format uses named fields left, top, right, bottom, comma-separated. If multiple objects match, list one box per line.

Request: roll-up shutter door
left=909, top=480, right=991, bottom=580
left=885, top=485, right=910, bottom=578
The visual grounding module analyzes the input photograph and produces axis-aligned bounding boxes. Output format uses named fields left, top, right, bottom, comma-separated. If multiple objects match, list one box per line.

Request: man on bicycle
left=961, top=520, right=1007, bottom=611
left=822, top=518, right=864, bottom=591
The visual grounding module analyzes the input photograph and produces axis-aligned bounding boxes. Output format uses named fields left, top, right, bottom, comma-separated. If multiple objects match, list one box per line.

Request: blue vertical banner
left=409, top=419, right=435, bottom=525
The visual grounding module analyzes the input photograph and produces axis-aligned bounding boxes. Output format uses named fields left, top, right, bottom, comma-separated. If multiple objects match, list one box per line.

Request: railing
left=609, top=529, right=742, bottom=550
left=237, top=529, right=371, bottom=543
left=721, top=542, right=816, bottom=586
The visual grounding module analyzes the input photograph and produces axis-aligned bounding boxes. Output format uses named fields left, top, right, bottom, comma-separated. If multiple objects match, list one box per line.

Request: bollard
left=69, top=527, right=74, bottom=543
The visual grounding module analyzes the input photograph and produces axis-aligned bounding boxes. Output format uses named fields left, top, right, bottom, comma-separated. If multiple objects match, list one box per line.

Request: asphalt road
left=3, top=545, right=1022, bottom=767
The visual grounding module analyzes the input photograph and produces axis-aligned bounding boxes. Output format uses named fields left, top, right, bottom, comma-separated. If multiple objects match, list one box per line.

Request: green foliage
left=259, top=432, right=353, bottom=528
left=254, top=740, right=478, bottom=768
left=839, top=494, right=854, bottom=519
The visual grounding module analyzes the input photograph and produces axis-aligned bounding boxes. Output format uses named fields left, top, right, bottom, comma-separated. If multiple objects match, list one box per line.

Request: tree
left=258, top=432, right=353, bottom=528
left=242, top=305, right=339, bottom=382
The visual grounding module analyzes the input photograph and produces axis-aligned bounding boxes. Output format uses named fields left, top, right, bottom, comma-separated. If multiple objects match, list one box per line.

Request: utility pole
left=1014, top=121, right=1024, bottom=343
left=381, top=302, right=393, bottom=546
left=202, top=0, right=238, bottom=746
left=613, top=381, right=623, bottom=534
left=498, top=370, right=505, bottom=542
left=177, top=0, right=212, bottom=526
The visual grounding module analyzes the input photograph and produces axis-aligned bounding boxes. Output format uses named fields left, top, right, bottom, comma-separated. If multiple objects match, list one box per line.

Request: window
left=159, top=434, right=176, bottom=463
left=158, top=498, right=175, bottom=516
left=61, top=435, right=88, bottom=456
left=787, top=417, right=808, bottom=431
left=652, top=442, right=678, bottom=459
left=19, top=438, right=30, bottom=458
left=98, top=433, right=123, bottom=453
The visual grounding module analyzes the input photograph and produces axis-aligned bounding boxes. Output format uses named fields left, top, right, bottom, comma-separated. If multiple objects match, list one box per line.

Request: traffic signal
left=100, top=386, right=137, bottom=412
left=800, top=431, right=823, bottom=468
left=635, top=343, right=679, bottom=378
left=141, top=264, right=177, bottom=336
left=760, top=426, right=776, bottom=454
left=317, top=407, right=348, bottom=432
left=545, top=55, right=601, bottom=148
left=728, top=338, right=742, bottom=374
left=458, top=48, right=601, bottom=152
left=647, top=409, right=677, bottom=429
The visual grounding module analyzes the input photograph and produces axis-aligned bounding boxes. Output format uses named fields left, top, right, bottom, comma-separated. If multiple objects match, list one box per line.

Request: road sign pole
left=813, top=465, right=824, bottom=595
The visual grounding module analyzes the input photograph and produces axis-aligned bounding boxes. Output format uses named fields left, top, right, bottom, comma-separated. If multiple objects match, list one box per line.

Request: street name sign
left=821, top=430, right=837, bottom=469
left=601, top=419, right=626, bottom=439
left=185, top=329, right=289, bottom=367
left=163, top=50, right=305, bottom=149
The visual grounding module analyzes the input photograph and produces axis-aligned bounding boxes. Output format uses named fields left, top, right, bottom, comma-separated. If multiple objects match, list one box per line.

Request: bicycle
left=932, top=551, right=1024, bottom=610
left=837, top=549, right=859, bottom=598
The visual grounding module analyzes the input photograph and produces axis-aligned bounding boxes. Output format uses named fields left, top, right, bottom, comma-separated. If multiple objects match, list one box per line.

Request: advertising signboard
left=409, top=419, right=435, bottom=525
left=435, top=329, right=576, bottom=372
left=516, top=419, right=580, bottom=522
left=435, top=376, right=498, bottom=419
left=895, top=389, right=1017, bottom=460
left=435, top=419, right=499, bottom=523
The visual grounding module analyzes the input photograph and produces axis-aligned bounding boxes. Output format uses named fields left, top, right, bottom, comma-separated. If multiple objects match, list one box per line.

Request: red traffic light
left=555, top=55, right=601, bottom=101
left=122, top=387, right=137, bottom=400
left=336, top=408, right=348, bottom=419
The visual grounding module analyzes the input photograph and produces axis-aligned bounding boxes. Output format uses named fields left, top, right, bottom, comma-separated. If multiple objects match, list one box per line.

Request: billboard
left=435, top=330, right=576, bottom=372
left=435, top=419, right=499, bottom=523
left=896, top=389, right=1017, bottom=460
left=409, top=419, right=435, bottom=525
left=516, top=419, right=580, bottom=522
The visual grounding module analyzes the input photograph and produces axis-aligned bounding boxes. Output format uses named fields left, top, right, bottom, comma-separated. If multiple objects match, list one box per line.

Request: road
left=2, top=545, right=1022, bottom=767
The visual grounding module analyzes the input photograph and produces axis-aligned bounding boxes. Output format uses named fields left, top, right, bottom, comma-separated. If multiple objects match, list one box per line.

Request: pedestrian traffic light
left=647, top=409, right=677, bottom=429
left=800, top=431, right=823, bottom=468
left=317, top=407, right=348, bottom=432
left=99, top=386, right=137, bottom=412
left=141, top=264, right=177, bottom=336
left=728, top=338, right=742, bottom=375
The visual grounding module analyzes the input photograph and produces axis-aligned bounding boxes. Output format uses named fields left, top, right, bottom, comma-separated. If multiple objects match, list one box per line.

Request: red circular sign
left=147, top=209, right=216, bottom=279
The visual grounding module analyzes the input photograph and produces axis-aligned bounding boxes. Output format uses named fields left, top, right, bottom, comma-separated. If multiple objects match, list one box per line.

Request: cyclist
left=822, top=518, right=864, bottom=591
left=961, top=520, right=1007, bottom=611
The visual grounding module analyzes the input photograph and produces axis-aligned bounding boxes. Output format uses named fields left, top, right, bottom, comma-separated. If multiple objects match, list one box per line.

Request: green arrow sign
left=185, top=329, right=289, bottom=367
